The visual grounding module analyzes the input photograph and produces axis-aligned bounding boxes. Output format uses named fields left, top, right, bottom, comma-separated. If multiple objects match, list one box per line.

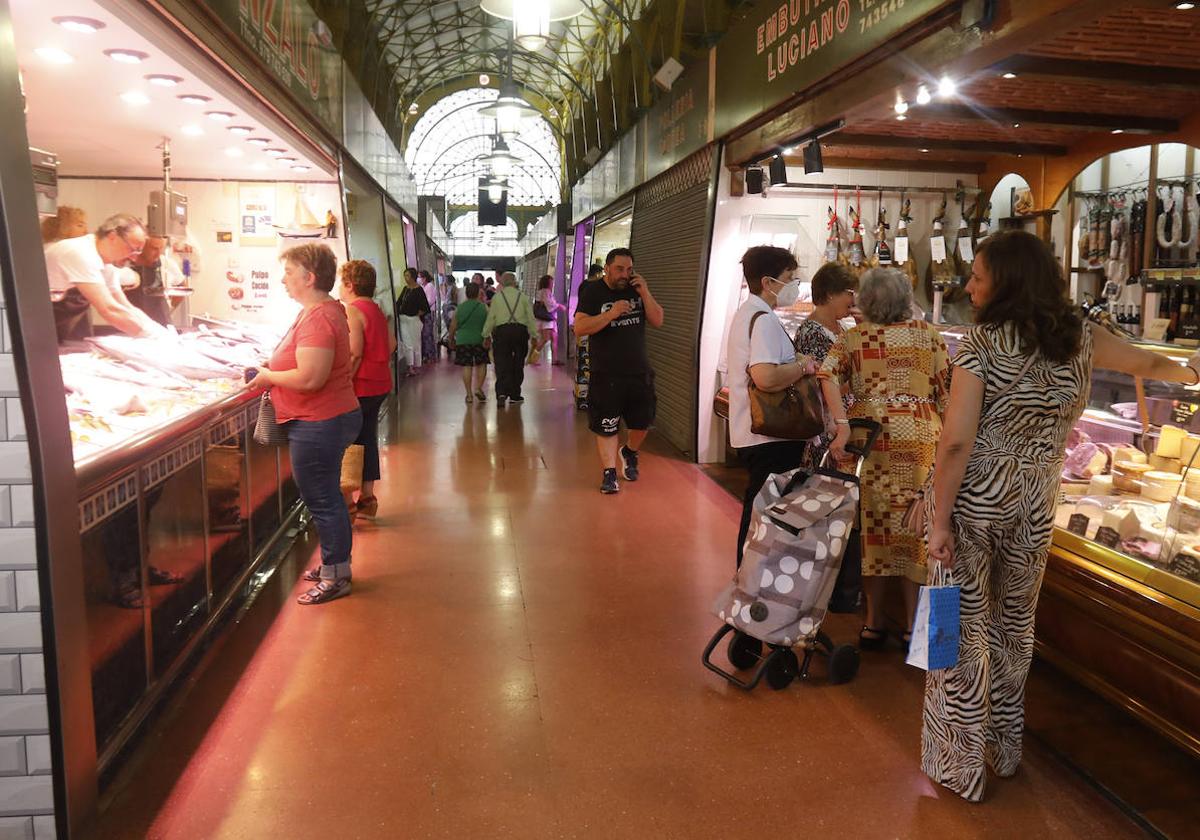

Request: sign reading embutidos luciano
left=203, top=0, right=343, bottom=138
left=714, top=0, right=948, bottom=138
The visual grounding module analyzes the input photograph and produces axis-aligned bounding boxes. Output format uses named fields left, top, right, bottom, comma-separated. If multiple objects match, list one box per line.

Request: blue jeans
left=285, top=408, right=362, bottom=580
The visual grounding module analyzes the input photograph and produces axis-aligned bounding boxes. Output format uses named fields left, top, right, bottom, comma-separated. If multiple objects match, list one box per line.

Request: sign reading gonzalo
left=715, top=0, right=949, bottom=137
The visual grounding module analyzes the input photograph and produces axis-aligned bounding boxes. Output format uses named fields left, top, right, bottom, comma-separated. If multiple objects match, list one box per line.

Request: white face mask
left=767, top=276, right=800, bottom=308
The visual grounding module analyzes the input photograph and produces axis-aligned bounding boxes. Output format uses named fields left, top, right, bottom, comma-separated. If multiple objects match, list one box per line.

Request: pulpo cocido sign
left=714, top=0, right=950, bottom=138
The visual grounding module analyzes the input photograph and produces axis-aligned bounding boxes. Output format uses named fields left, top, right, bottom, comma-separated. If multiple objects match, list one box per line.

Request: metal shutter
left=628, top=146, right=718, bottom=460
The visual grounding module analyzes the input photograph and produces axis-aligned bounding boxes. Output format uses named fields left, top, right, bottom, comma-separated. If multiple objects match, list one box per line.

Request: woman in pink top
left=339, top=260, right=396, bottom=519
left=247, top=243, right=361, bottom=605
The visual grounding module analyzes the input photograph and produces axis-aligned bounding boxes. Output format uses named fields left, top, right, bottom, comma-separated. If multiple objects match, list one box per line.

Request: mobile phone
left=244, top=367, right=258, bottom=383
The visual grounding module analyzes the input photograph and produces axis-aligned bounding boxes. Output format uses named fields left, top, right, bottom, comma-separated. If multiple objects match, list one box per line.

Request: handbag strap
left=983, top=350, right=1037, bottom=417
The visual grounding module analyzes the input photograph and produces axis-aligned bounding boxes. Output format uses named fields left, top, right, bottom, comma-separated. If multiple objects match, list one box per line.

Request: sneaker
left=496, top=395, right=506, bottom=407
left=619, top=446, right=640, bottom=481
left=600, top=468, right=619, bottom=494
left=509, top=395, right=524, bottom=404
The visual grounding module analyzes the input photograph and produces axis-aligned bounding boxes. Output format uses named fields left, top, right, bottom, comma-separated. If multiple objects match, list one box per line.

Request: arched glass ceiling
left=404, top=88, right=561, bottom=207
left=449, top=213, right=521, bottom=257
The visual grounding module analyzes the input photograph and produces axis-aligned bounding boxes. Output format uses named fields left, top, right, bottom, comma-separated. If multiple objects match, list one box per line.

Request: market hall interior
left=82, top=363, right=1152, bottom=840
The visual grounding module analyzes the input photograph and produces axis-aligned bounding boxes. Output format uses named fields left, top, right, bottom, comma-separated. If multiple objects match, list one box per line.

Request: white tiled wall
left=0, top=279, right=54, bottom=839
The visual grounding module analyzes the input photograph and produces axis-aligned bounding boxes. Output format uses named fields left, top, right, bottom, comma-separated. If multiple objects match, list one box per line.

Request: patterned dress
left=793, top=317, right=848, bottom=472
left=922, top=323, right=1093, bottom=802
left=818, top=320, right=950, bottom=582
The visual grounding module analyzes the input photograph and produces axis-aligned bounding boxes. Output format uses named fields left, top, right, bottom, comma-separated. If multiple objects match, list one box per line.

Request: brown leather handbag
left=746, top=311, right=825, bottom=440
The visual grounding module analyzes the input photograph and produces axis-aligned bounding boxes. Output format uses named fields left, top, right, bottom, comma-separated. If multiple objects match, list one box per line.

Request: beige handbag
left=746, top=312, right=824, bottom=440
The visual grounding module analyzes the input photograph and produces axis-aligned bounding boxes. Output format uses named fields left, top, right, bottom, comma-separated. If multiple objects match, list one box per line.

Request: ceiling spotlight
left=1112, top=128, right=1125, bottom=134
left=769, top=155, right=788, bottom=186
left=145, top=74, right=183, bottom=87
left=34, top=47, right=74, bottom=65
left=937, top=76, right=957, bottom=97
left=479, top=73, right=491, bottom=85
left=920, top=148, right=930, bottom=153
left=803, top=140, right=824, bottom=174
left=1012, top=122, right=1021, bottom=128
left=265, top=148, right=288, bottom=157
left=896, top=114, right=907, bottom=121
left=1001, top=72, right=1017, bottom=79
left=915, top=85, right=932, bottom=105
left=104, top=48, right=149, bottom=64
left=120, top=91, right=150, bottom=106
left=206, top=111, right=235, bottom=122
left=247, top=137, right=271, bottom=145
left=894, top=99, right=909, bottom=115
left=178, top=94, right=210, bottom=105
left=1174, top=2, right=1196, bottom=9
left=227, top=125, right=254, bottom=135
left=180, top=124, right=203, bottom=137
left=53, top=16, right=106, bottom=33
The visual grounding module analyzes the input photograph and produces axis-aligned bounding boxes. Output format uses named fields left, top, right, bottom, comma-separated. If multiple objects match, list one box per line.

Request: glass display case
left=940, top=326, right=1200, bottom=608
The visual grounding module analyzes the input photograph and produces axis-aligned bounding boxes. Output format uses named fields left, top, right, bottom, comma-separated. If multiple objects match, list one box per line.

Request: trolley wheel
left=727, top=632, right=762, bottom=671
left=828, top=644, right=860, bottom=685
left=815, top=631, right=834, bottom=653
left=765, top=650, right=799, bottom=690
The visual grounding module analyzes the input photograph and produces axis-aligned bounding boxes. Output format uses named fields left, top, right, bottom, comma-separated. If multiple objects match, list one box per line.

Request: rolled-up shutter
left=628, top=146, right=718, bottom=460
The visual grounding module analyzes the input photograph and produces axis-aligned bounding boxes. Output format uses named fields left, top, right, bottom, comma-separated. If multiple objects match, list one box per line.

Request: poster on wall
left=239, top=184, right=276, bottom=247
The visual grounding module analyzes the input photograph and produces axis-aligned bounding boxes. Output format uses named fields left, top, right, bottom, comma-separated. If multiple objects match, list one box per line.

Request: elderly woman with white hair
left=818, top=267, right=950, bottom=651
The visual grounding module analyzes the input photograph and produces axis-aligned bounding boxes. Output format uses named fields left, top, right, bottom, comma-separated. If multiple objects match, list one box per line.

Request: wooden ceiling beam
left=912, top=103, right=1178, bottom=134
left=826, top=133, right=1068, bottom=157
left=993, top=55, right=1200, bottom=93
left=790, top=155, right=987, bottom=175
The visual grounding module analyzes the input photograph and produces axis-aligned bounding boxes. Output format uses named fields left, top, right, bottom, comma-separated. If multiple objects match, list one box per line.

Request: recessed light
left=1112, top=128, right=1124, bottom=134
left=120, top=91, right=150, bottom=106
left=34, top=47, right=74, bottom=65
left=178, top=94, right=210, bottom=105
left=915, top=85, right=932, bottom=105
left=180, top=124, right=203, bottom=136
left=105, top=48, right=149, bottom=64
left=408, top=103, right=419, bottom=114
left=894, top=99, right=909, bottom=115
left=265, top=148, right=288, bottom=157
left=145, top=74, right=182, bottom=87
left=1174, top=2, right=1195, bottom=9
left=1001, top=72, right=1017, bottom=79
left=920, top=148, right=930, bottom=153
left=53, top=16, right=106, bottom=33
left=1013, top=122, right=1021, bottom=128
left=291, top=165, right=311, bottom=172
left=896, top=114, right=907, bottom=121
left=938, top=76, right=957, bottom=97
left=224, top=147, right=243, bottom=158
left=227, top=125, right=254, bottom=135
left=206, top=111, right=235, bottom=122
left=479, top=73, right=490, bottom=85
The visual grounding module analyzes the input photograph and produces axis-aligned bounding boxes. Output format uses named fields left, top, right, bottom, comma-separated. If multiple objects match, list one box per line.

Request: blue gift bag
left=906, top=568, right=960, bottom=671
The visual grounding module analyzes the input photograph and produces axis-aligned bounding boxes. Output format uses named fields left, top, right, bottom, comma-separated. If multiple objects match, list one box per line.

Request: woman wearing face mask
left=725, top=246, right=818, bottom=568
left=819, top=268, right=950, bottom=650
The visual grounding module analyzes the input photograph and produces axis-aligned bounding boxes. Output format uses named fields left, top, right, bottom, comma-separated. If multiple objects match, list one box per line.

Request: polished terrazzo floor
left=87, top=361, right=1147, bottom=839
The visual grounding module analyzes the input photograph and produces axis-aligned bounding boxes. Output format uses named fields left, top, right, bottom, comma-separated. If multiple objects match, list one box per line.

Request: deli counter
left=712, top=326, right=1200, bottom=758
left=65, top=319, right=305, bottom=776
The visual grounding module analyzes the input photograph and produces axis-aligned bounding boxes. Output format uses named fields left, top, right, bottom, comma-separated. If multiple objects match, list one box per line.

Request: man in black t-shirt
left=574, top=247, right=665, bottom=494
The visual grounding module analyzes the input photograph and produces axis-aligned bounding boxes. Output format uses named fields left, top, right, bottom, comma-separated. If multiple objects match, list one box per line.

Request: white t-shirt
left=44, top=235, right=123, bottom=294
left=726, top=295, right=798, bottom=449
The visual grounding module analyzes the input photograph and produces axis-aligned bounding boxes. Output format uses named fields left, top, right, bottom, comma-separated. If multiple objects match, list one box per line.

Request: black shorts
left=587, top=372, right=656, bottom=436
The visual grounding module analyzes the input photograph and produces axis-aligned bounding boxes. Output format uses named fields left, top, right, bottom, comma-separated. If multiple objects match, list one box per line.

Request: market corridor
left=89, top=362, right=1141, bottom=839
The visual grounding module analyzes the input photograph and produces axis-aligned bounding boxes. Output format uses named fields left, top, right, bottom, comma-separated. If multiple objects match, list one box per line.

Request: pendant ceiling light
left=479, top=80, right=539, bottom=140
left=480, top=135, right=522, bottom=179
left=479, top=0, right=586, bottom=51
left=486, top=179, right=507, bottom=203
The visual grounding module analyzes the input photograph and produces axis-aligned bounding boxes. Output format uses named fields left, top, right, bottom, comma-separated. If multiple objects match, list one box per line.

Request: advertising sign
left=714, top=0, right=951, bottom=137
left=643, top=56, right=712, bottom=182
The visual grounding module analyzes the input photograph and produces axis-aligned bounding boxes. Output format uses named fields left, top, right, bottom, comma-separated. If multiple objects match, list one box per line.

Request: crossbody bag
left=746, top=310, right=824, bottom=440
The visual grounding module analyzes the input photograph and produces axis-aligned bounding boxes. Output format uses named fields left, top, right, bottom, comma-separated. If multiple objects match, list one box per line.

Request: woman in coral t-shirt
left=339, top=259, right=395, bottom=519
left=247, top=243, right=361, bottom=605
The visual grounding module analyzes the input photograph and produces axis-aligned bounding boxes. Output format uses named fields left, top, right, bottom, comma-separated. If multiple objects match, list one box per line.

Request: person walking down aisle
left=449, top=282, right=490, bottom=402
left=397, top=267, right=430, bottom=376
left=246, top=243, right=361, bottom=605
left=533, top=274, right=566, bottom=364
left=340, top=259, right=395, bottom=520
left=819, top=268, right=950, bottom=649
left=420, top=269, right=438, bottom=364
left=921, top=230, right=1200, bottom=802
left=482, top=272, right=538, bottom=406
left=725, top=246, right=818, bottom=567
left=574, top=248, right=665, bottom=494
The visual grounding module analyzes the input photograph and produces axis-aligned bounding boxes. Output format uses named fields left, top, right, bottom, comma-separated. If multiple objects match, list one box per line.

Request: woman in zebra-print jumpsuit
left=921, top=230, right=1200, bottom=802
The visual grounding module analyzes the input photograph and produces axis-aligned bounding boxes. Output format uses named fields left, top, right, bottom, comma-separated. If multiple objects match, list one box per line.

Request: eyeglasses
left=117, top=232, right=144, bottom=258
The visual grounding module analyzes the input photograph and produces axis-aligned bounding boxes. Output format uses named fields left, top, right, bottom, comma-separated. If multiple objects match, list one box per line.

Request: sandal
left=465, top=393, right=473, bottom=403
left=356, top=496, right=379, bottom=519
left=297, top=578, right=351, bottom=605
left=302, top=566, right=322, bottom=582
left=858, top=626, right=888, bottom=651
left=474, top=390, right=487, bottom=402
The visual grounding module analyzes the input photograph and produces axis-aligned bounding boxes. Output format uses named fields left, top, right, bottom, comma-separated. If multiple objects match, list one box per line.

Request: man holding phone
left=573, top=248, right=665, bottom=494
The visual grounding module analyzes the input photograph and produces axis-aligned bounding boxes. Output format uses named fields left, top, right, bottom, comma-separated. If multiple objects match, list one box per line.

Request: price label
left=893, top=236, right=909, bottom=264
left=957, top=237, right=974, bottom=262
left=1144, top=317, right=1171, bottom=342
left=930, top=235, right=947, bottom=263
left=1094, top=526, right=1120, bottom=549
left=1170, top=552, right=1200, bottom=583
left=1067, top=513, right=1090, bottom=537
